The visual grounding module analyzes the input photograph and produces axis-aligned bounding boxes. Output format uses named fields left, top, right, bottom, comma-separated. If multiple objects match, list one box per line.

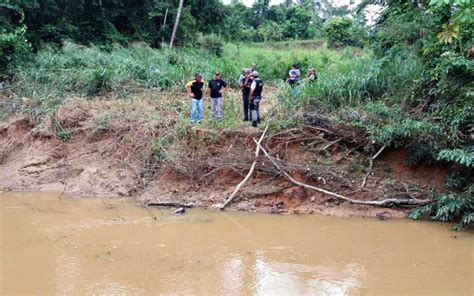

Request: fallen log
left=219, top=125, right=269, bottom=210
left=146, top=202, right=195, bottom=208
left=254, top=139, right=431, bottom=207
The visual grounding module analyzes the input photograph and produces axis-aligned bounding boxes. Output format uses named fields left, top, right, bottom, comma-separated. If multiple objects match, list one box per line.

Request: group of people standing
left=185, top=72, right=228, bottom=124
left=287, top=64, right=317, bottom=85
left=184, top=63, right=316, bottom=128
left=184, top=63, right=264, bottom=128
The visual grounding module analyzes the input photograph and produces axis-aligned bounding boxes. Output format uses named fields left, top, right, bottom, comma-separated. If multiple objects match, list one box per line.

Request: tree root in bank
left=219, top=125, right=269, bottom=210
left=254, top=139, right=431, bottom=207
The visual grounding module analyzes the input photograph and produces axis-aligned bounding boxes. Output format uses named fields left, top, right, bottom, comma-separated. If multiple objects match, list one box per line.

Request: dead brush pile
left=1, top=90, right=431, bottom=208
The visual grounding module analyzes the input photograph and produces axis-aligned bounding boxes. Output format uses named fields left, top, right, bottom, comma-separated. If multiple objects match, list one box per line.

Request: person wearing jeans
left=208, top=72, right=227, bottom=121
left=190, top=98, right=203, bottom=123
left=185, top=73, right=205, bottom=123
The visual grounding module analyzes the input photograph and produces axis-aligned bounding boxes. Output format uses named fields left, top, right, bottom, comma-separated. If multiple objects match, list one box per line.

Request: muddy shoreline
left=1, top=108, right=448, bottom=219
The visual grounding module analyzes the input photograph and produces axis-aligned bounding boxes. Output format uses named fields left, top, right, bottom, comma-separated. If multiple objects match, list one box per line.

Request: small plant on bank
left=57, top=130, right=71, bottom=142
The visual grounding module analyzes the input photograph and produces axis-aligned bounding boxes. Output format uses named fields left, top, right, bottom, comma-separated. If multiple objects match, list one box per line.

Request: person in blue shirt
left=287, top=64, right=301, bottom=86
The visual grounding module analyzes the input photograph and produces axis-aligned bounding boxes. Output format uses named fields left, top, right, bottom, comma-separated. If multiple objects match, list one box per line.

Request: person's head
left=213, top=72, right=220, bottom=80
left=241, top=68, right=246, bottom=74
left=251, top=63, right=256, bottom=70
left=244, top=68, right=251, bottom=76
left=252, top=71, right=259, bottom=78
left=195, top=73, right=203, bottom=82
left=292, top=64, right=297, bottom=70
left=309, top=67, right=315, bottom=73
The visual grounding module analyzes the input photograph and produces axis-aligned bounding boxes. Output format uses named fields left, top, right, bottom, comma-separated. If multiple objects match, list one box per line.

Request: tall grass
left=9, top=41, right=369, bottom=97
left=4, top=41, right=371, bottom=117
left=279, top=49, right=424, bottom=112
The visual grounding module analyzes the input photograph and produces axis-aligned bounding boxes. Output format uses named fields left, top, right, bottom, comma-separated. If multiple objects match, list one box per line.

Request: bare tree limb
left=219, top=125, right=269, bottom=210
left=361, top=143, right=388, bottom=188
left=254, top=140, right=431, bottom=207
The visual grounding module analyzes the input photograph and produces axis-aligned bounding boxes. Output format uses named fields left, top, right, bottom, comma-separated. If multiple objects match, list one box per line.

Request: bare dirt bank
left=0, top=94, right=447, bottom=218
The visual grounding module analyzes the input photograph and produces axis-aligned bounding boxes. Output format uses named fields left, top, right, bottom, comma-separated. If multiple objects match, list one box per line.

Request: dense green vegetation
left=1, top=0, right=472, bottom=229
left=370, top=0, right=473, bottom=230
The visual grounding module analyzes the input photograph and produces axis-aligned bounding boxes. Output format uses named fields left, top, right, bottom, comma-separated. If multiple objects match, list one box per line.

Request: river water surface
left=1, top=192, right=472, bottom=295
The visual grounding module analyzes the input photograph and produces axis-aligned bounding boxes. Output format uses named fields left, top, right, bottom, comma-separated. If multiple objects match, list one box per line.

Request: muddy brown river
left=1, top=192, right=472, bottom=295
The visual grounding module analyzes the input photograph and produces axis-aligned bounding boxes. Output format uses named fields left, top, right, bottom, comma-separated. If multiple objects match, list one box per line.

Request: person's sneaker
left=252, top=121, right=257, bottom=128
left=218, top=118, right=223, bottom=122
left=197, top=121, right=201, bottom=124
left=244, top=118, right=249, bottom=122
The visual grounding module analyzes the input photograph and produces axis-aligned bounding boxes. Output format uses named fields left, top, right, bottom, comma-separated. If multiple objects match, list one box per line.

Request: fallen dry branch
left=360, top=143, right=388, bottom=188
left=219, top=125, right=269, bottom=210
left=254, top=139, right=431, bottom=207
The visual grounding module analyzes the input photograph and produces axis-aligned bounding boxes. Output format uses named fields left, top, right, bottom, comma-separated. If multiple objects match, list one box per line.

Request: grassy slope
left=3, top=40, right=472, bottom=228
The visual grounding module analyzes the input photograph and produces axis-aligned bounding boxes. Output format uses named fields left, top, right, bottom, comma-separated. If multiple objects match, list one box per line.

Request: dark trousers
left=250, top=96, right=261, bottom=124
left=242, top=93, right=251, bottom=120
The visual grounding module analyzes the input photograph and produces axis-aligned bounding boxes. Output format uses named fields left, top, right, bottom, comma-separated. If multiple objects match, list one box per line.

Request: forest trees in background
left=1, top=0, right=364, bottom=70
left=1, top=0, right=362, bottom=50
left=0, top=0, right=228, bottom=50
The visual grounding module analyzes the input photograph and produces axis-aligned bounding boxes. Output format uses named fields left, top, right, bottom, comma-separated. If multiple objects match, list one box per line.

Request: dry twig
left=360, top=143, right=388, bottom=188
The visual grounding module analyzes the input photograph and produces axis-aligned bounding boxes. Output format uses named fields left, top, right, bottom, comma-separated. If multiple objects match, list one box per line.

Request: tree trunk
left=169, top=0, right=184, bottom=48
left=163, top=8, right=169, bottom=27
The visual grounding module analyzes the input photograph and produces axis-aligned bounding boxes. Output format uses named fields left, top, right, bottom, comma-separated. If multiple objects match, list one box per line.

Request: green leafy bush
left=0, top=26, right=31, bottom=72
left=195, top=34, right=223, bottom=56
left=323, top=17, right=366, bottom=48
left=437, top=148, right=474, bottom=168
left=410, top=188, right=474, bottom=231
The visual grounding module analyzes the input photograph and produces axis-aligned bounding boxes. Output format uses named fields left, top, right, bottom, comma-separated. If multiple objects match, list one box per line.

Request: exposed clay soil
left=0, top=93, right=448, bottom=219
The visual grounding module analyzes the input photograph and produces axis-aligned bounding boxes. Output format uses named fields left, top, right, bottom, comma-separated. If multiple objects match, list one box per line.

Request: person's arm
left=249, top=80, right=256, bottom=100
left=185, top=81, right=195, bottom=97
left=221, top=80, right=227, bottom=94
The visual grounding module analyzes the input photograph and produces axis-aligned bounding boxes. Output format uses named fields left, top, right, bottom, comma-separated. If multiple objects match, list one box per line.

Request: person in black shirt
left=208, top=72, right=227, bottom=121
left=239, top=68, right=253, bottom=121
left=185, top=73, right=205, bottom=123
